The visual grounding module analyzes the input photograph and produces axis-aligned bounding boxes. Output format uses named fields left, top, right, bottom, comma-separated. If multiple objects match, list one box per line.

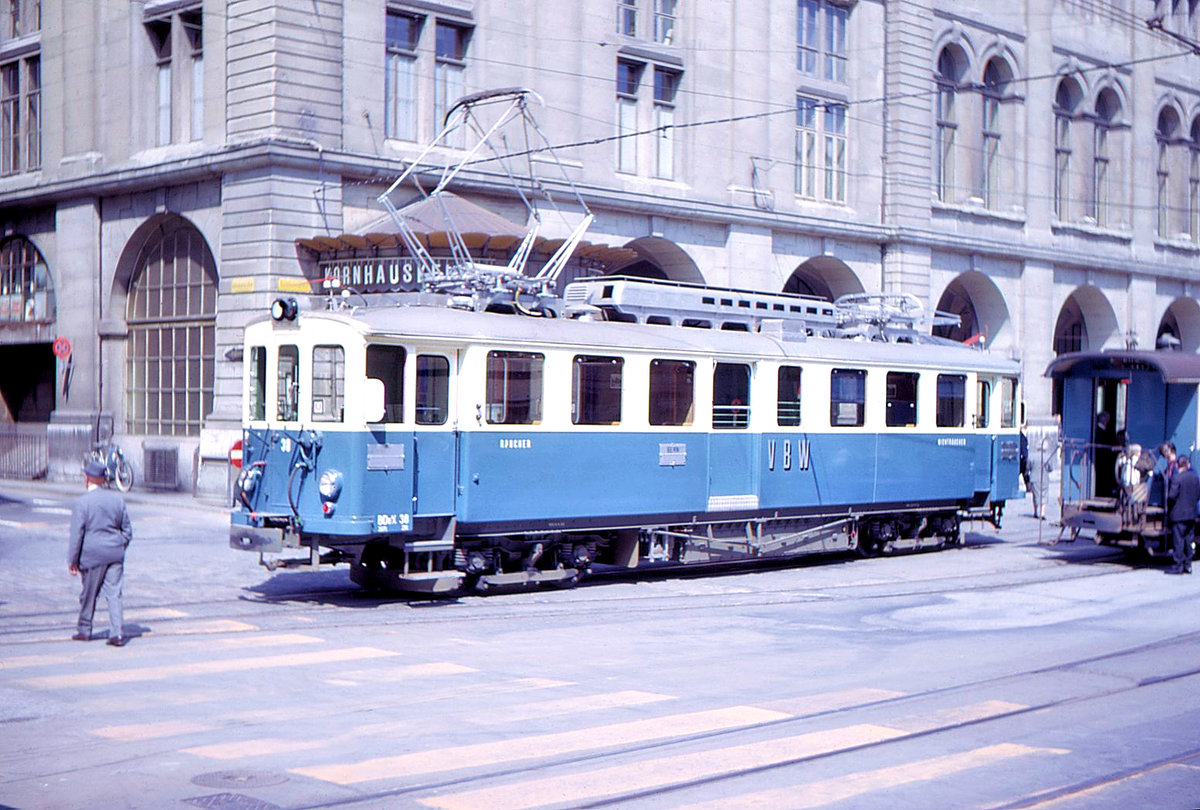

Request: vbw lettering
left=767, top=439, right=810, bottom=471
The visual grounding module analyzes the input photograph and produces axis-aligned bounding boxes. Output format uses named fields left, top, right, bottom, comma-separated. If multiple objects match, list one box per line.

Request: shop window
left=0, top=235, right=53, bottom=322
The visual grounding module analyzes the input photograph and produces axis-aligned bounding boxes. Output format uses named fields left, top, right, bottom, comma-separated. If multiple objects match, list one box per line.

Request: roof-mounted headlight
left=271, top=297, right=298, bottom=322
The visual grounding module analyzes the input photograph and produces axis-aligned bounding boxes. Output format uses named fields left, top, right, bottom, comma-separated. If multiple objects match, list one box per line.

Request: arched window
left=935, top=47, right=965, bottom=202
left=1053, top=78, right=1082, bottom=220
left=1092, top=89, right=1120, bottom=227
left=126, top=219, right=218, bottom=436
left=0, top=236, right=53, bottom=322
left=1157, top=107, right=1183, bottom=238
left=1190, top=116, right=1200, bottom=242
left=981, top=58, right=1011, bottom=209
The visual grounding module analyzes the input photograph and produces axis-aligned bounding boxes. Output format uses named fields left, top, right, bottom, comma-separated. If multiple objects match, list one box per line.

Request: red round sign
left=52, top=337, right=71, bottom=359
left=229, top=439, right=243, bottom=470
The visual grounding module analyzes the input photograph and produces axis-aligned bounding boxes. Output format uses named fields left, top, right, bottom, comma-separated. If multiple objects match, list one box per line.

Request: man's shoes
left=71, top=632, right=89, bottom=641
left=1165, top=565, right=1186, bottom=575
left=106, top=636, right=127, bottom=647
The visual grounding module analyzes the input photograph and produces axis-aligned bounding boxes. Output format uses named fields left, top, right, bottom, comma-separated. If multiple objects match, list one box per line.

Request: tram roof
left=302, top=300, right=1020, bottom=373
left=1044, top=350, right=1200, bottom=383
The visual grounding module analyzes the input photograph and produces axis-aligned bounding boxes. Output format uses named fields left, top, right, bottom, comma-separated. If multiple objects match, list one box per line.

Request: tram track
left=0, top=545, right=1131, bottom=644
left=280, top=628, right=1200, bottom=809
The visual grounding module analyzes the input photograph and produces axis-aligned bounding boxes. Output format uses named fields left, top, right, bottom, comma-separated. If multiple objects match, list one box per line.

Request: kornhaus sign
left=316, top=257, right=460, bottom=293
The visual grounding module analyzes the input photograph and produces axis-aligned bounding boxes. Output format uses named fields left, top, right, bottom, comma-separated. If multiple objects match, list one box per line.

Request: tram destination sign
left=317, top=257, right=460, bottom=293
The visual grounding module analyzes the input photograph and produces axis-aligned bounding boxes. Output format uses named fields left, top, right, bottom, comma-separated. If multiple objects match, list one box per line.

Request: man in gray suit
left=68, top=460, right=133, bottom=646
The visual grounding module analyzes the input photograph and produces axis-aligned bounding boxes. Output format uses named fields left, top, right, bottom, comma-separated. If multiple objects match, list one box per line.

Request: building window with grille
left=126, top=221, right=218, bottom=437
left=182, top=10, right=203, bottom=141
left=5, top=0, right=39, bottom=39
left=797, top=0, right=847, bottom=83
left=980, top=59, right=1009, bottom=210
left=653, top=67, right=679, bottom=179
left=616, top=59, right=642, bottom=174
left=0, top=235, right=53, bottom=322
left=1053, top=78, right=1080, bottom=221
left=795, top=95, right=846, bottom=203
left=385, top=12, right=421, bottom=142
left=1190, top=118, right=1200, bottom=243
left=147, top=21, right=171, bottom=146
left=653, top=0, right=676, bottom=44
left=1091, top=89, right=1121, bottom=227
left=1, top=54, right=38, bottom=174
left=434, top=21, right=470, bottom=147
left=1157, top=106, right=1188, bottom=239
left=617, top=0, right=637, bottom=37
left=934, top=48, right=961, bottom=203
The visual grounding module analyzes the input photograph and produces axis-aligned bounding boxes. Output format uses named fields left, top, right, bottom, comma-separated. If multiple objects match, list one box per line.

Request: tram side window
left=249, top=346, right=266, bottom=421
left=487, top=351, right=544, bottom=424
left=277, top=345, right=299, bottom=421
left=976, top=380, right=991, bottom=428
left=311, top=346, right=345, bottom=423
left=885, top=371, right=919, bottom=427
left=830, top=368, right=865, bottom=427
left=573, top=355, right=623, bottom=425
left=713, top=363, right=751, bottom=429
left=649, top=359, right=695, bottom=426
left=366, top=345, right=406, bottom=422
left=1000, top=377, right=1018, bottom=428
left=777, top=366, right=802, bottom=426
left=416, top=355, right=450, bottom=425
left=937, top=374, right=966, bottom=427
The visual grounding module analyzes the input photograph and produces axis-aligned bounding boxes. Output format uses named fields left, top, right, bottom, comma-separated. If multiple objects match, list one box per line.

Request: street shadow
left=240, top=570, right=458, bottom=608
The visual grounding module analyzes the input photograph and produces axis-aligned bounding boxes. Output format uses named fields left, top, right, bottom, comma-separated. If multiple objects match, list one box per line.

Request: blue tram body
left=1046, top=350, right=1200, bottom=554
left=230, top=279, right=1022, bottom=592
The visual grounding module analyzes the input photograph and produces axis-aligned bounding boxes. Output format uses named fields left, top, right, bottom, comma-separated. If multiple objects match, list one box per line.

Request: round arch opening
left=607, top=237, right=702, bottom=283
left=783, top=256, right=863, bottom=301
left=932, top=271, right=1012, bottom=351
left=1157, top=297, right=1200, bottom=352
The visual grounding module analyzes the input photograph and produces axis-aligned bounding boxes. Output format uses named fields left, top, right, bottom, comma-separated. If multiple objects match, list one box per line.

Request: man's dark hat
left=84, top=460, right=107, bottom=478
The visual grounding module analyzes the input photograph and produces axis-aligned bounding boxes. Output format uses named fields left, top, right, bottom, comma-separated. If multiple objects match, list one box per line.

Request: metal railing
left=0, top=424, right=48, bottom=479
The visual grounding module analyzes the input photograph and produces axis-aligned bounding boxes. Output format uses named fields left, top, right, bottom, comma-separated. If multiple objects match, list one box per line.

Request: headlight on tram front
left=318, top=469, right=343, bottom=517
left=318, top=469, right=343, bottom=501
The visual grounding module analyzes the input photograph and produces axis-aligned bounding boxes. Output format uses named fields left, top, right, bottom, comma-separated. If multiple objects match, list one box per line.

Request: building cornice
left=3, top=140, right=1196, bottom=288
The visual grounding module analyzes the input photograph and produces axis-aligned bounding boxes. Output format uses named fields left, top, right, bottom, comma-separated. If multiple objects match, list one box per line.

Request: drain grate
left=182, top=794, right=280, bottom=810
left=191, top=770, right=288, bottom=790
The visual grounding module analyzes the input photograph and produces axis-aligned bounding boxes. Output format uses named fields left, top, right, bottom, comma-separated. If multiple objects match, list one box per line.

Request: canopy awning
left=1044, top=350, right=1200, bottom=383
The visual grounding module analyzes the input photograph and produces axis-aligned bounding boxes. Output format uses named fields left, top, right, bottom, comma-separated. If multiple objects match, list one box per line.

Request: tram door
left=411, top=352, right=457, bottom=517
left=1090, top=378, right=1126, bottom=498
left=709, top=362, right=759, bottom=508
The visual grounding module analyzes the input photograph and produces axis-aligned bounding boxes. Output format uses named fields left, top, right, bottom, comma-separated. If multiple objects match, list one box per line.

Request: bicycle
left=84, top=439, right=134, bottom=492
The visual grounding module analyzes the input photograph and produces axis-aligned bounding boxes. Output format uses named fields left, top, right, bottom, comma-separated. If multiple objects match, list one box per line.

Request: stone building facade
left=1, top=0, right=1198, bottom=497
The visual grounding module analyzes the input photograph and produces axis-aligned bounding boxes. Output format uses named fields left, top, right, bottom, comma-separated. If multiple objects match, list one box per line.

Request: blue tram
left=229, top=276, right=1023, bottom=593
left=1046, top=349, right=1200, bottom=554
